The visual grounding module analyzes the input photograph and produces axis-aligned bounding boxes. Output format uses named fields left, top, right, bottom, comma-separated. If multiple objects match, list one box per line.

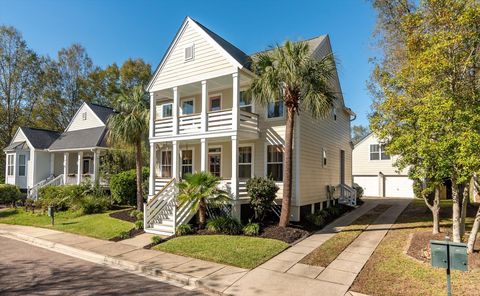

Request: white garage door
left=385, top=176, right=414, bottom=198
left=353, top=176, right=379, bottom=197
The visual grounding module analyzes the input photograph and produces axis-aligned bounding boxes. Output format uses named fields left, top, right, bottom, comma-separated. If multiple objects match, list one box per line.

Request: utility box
left=431, top=240, right=448, bottom=269
left=449, top=242, right=468, bottom=272
left=430, top=240, right=468, bottom=271
left=47, top=206, right=54, bottom=217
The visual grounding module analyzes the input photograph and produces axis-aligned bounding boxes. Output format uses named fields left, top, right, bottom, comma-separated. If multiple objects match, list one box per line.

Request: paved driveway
left=0, top=237, right=202, bottom=296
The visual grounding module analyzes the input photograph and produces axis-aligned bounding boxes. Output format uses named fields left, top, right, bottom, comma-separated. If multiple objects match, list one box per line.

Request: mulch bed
left=407, top=230, right=480, bottom=269
left=110, top=227, right=144, bottom=242
left=260, top=225, right=309, bottom=244
left=109, top=209, right=137, bottom=223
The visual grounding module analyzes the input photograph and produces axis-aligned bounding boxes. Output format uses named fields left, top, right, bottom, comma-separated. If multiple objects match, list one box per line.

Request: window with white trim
left=239, top=146, right=252, bottom=179
left=209, top=95, right=221, bottom=112
left=322, top=149, right=327, bottom=167
left=161, top=103, right=173, bottom=118
left=181, top=150, right=193, bottom=178
left=18, top=155, right=26, bottom=176
left=7, top=154, right=14, bottom=176
left=267, top=145, right=283, bottom=181
left=208, top=147, right=221, bottom=177
left=370, top=144, right=390, bottom=160
left=181, top=99, right=194, bottom=115
left=161, top=150, right=172, bottom=177
left=184, top=44, right=195, bottom=61
left=333, top=108, right=337, bottom=121
left=267, top=99, right=284, bottom=118
left=240, top=91, right=253, bottom=112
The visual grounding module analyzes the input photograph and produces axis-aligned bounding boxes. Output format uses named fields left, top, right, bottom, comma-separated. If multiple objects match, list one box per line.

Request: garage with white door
left=384, top=176, right=414, bottom=198
left=353, top=176, right=379, bottom=197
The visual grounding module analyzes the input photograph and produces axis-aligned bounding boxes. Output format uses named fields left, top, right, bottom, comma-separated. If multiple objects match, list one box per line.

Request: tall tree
left=107, top=85, right=149, bottom=211
left=351, top=125, right=370, bottom=144
left=250, top=41, right=338, bottom=227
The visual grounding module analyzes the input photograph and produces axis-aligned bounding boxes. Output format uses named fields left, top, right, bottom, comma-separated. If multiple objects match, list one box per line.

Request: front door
left=208, top=147, right=221, bottom=177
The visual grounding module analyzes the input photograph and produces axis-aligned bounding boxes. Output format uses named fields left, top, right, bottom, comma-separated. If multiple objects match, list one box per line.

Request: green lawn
left=154, top=235, right=289, bottom=269
left=300, top=204, right=392, bottom=267
left=0, top=208, right=134, bottom=240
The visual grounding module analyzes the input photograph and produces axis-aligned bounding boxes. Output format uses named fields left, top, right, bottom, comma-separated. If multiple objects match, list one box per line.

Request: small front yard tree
left=107, top=85, right=149, bottom=211
left=246, top=176, right=279, bottom=222
left=177, top=172, right=230, bottom=229
left=250, top=41, right=338, bottom=227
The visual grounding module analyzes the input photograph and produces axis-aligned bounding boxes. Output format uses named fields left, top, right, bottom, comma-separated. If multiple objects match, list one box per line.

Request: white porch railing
left=144, top=178, right=176, bottom=233
left=207, top=109, right=233, bottom=131
left=179, top=114, right=202, bottom=134
left=239, top=110, right=259, bottom=134
left=154, top=117, right=173, bottom=137
left=28, top=174, right=64, bottom=200
left=338, top=184, right=357, bottom=206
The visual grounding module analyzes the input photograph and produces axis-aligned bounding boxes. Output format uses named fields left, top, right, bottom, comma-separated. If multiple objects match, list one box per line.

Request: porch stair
left=338, top=184, right=357, bottom=206
left=144, top=178, right=196, bottom=236
left=28, top=174, right=64, bottom=200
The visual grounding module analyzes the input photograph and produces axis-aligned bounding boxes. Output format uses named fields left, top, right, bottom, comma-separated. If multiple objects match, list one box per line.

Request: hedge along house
left=144, top=16, right=356, bottom=235
left=3, top=102, right=114, bottom=198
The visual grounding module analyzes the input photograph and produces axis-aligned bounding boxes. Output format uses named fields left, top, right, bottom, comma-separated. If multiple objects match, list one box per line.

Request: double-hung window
left=240, top=91, right=253, bottom=113
left=7, top=154, right=14, bottom=176
left=267, top=145, right=283, bottom=181
left=18, top=155, right=26, bottom=176
left=239, top=146, right=253, bottom=179
left=161, top=103, right=173, bottom=118
left=181, top=99, right=194, bottom=115
left=209, top=95, right=221, bottom=112
left=370, top=144, right=390, bottom=160
left=267, top=99, right=284, bottom=119
left=161, top=150, right=172, bottom=177
left=181, top=150, right=193, bottom=178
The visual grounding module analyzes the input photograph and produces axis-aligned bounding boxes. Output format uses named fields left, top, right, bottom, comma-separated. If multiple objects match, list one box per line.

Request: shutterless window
left=239, top=146, right=252, bottom=179
left=181, top=99, right=194, bottom=115
left=210, top=96, right=221, bottom=112
left=181, top=150, right=193, bottom=178
left=161, top=150, right=172, bottom=177
left=185, top=44, right=194, bottom=61
left=267, top=145, right=283, bottom=181
left=7, top=154, right=14, bottom=176
left=322, top=149, right=327, bottom=167
left=240, top=91, right=253, bottom=112
left=18, top=155, right=26, bottom=176
left=162, top=103, right=173, bottom=118
left=380, top=144, right=390, bottom=160
left=370, top=144, right=390, bottom=160
left=267, top=99, right=284, bottom=118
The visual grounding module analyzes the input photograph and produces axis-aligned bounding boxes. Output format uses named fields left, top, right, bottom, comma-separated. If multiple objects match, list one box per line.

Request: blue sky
left=0, top=0, right=377, bottom=126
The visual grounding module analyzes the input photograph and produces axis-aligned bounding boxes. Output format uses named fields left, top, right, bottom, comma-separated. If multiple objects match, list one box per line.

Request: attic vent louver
left=185, top=44, right=195, bottom=61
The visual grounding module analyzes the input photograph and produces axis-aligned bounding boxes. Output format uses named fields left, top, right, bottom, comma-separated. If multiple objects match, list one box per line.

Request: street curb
left=0, top=231, right=213, bottom=294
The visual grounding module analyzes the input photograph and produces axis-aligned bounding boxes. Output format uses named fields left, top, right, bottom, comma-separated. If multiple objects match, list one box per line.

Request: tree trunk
left=451, top=179, right=462, bottom=242
left=279, top=106, right=295, bottom=227
left=135, top=139, right=143, bottom=211
left=467, top=205, right=480, bottom=254
left=460, top=184, right=469, bottom=237
left=198, top=198, right=206, bottom=229
left=422, top=186, right=441, bottom=235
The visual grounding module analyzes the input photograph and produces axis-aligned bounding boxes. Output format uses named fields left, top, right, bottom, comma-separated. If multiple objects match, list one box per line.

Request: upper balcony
left=149, top=71, right=259, bottom=141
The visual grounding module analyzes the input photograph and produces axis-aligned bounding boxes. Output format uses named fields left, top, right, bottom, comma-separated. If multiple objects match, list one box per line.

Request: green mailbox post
left=430, top=240, right=468, bottom=296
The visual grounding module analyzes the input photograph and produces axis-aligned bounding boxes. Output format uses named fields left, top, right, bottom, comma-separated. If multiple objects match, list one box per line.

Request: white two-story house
left=144, top=17, right=356, bottom=235
left=4, top=102, right=114, bottom=198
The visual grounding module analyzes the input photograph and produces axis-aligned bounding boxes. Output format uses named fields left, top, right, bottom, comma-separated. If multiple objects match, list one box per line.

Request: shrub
left=73, top=195, right=110, bottom=215
left=134, top=220, right=144, bottom=230
left=151, top=235, right=163, bottom=245
left=130, top=209, right=143, bottom=221
left=246, top=176, right=279, bottom=221
left=306, top=212, right=326, bottom=226
left=25, top=198, right=35, bottom=212
left=118, top=231, right=130, bottom=239
left=110, top=168, right=149, bottom=205
left=0, top=184, right=21, bottom=206
left=38, top=185, right=84, bottom=211
left=243, top=221, right=260, bottom=236
left=353, top=183, right=364, bottom=198
left=176, top=224, right=194, bottom=236
left=206, top=216, right=242, bottom=235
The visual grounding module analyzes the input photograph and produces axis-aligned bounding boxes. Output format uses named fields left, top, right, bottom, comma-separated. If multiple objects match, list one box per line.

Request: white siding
left=13, top=129, right=27, bottom=143
left=66, top=104, right=104, bottom=132
left=34, top=151, right=51, bottom=185
left=352, top=134, right=408, bottom=176
left=150, top=22, right=237, bottom=92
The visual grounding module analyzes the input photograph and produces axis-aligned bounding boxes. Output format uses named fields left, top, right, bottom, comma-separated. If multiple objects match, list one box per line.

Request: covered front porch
left=50, top=149, right=104, bottom=185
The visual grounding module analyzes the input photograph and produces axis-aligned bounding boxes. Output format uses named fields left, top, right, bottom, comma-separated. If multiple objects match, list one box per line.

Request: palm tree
left=107, top=85, right=149, bottom=211
left=250, top=41, right=338, bottom=227
left=177, top=172, right=230, bottom=229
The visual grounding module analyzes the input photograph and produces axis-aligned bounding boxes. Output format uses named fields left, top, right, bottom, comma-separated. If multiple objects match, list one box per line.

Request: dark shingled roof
left=20, top=127, right=61, bottom=149
left=191, top=18, right=251, bottom=68
left=48, top=127, right=108, bottom=151
left=86, top=102, right=115, bottom=124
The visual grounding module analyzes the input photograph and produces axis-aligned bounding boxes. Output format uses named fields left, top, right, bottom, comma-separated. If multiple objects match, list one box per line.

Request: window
left=209, top=95, right=221, bottom=112
left=208, top=147, right=221, bottom=177
left=240, top=91, right=253, bottom=112
left=181, top=99, right=194, bottom=115
left=160, top=150, right=172, bottom=177
left=239, top=146, right=253, bottom=179
left=7, top=154, right=14, bottom=176
left=18, top=155, right=26, bottom=176
left=267, top=100, right=284, bottom=118
left=161, top=103, right=173, bottom=118
left=181, top=150, right=193, bottom=178
left=267, top=145, right=283, bottom=181
left=184, top=44, right=195, bottom=61
left=82, top=159, right=90, bottom=174
left=370, top=144, right=390, bottom=160
left=333, top=108, right=337, bottom=121
left=82, top=112, right=87, bottom=120
left=322, top=149, right=327, bottom=167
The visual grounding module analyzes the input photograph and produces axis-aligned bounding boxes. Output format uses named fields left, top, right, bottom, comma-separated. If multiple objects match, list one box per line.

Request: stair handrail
left=147, top=178, right=175, bottom=206
left=28, top=174, right=63, bottom=200
left=338, top=183, right=357, bottom=206
left=144, top=178, right=176, bottom=229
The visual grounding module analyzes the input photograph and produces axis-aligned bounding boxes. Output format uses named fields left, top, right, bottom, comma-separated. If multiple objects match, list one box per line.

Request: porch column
left=149, top=143, right=156, bottom=196
left=201, top=80, right=208, bottom=132
left=149, top=92, right=155, bottom=138
left=93, top=150, right=99, bottom=186
left=172, top=86, right=179, bottom=135
left=50, top=154, right=55, bottom=176
left=63, top=152, right=69, bottom=184
left=200, top=138, right=207, bottom=171
left=172, top=140, right=179, bottom=180
left=232, top=71, right=240, bottom=131
left=231, top=135, right=238, bottom=199
left=77, top=151, right=83, bottom=185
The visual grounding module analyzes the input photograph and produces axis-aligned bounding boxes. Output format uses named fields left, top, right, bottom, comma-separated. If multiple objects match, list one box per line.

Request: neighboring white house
left=4, top=102, right=114, bottom=197
left=144, top=16, right=356, bottom=235
left=352, top=133, right=414, bottom=198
